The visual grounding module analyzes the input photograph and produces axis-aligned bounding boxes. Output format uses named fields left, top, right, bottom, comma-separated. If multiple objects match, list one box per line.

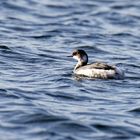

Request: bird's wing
left=85, top=62, right=115, bottom=70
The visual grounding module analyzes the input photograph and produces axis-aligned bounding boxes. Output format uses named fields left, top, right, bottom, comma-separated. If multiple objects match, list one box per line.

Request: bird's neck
left=74, top=60, right=87, bottom=70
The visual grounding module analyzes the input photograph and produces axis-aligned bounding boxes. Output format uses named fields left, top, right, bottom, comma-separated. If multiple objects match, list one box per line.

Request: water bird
left=68, top=49, right=124, bottom=79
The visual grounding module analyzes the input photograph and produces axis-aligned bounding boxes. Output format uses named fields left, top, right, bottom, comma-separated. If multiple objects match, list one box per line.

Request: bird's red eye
left=73, top=52, right=77, bottom=56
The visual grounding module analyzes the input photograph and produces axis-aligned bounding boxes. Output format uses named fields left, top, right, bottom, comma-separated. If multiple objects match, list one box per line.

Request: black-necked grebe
left=69, top=49, right=124, bottom=79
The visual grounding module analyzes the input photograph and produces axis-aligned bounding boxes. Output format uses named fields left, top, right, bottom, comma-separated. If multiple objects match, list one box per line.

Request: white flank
left=74, top=67, right=124, bottom=79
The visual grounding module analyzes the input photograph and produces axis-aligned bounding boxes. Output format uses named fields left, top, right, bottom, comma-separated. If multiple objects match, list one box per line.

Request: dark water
left=0, top=0, right=140, bottom=139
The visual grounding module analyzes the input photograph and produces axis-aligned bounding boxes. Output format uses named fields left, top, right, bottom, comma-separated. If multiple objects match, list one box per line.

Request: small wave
left=128, top=107, right=140, bottom=114
left=0, top=45, right=10, bottom=50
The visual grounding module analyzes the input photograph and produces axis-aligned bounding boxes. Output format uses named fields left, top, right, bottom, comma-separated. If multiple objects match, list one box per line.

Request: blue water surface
left=0, top=0, right=140, bottom=140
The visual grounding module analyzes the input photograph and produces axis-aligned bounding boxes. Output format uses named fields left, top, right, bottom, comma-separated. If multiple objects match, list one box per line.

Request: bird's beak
left=67, top=55, right=73, bottom=57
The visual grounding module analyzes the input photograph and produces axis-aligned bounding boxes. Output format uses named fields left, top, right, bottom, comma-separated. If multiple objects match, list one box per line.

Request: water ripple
left=0, top=0, right=140, bottom=140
